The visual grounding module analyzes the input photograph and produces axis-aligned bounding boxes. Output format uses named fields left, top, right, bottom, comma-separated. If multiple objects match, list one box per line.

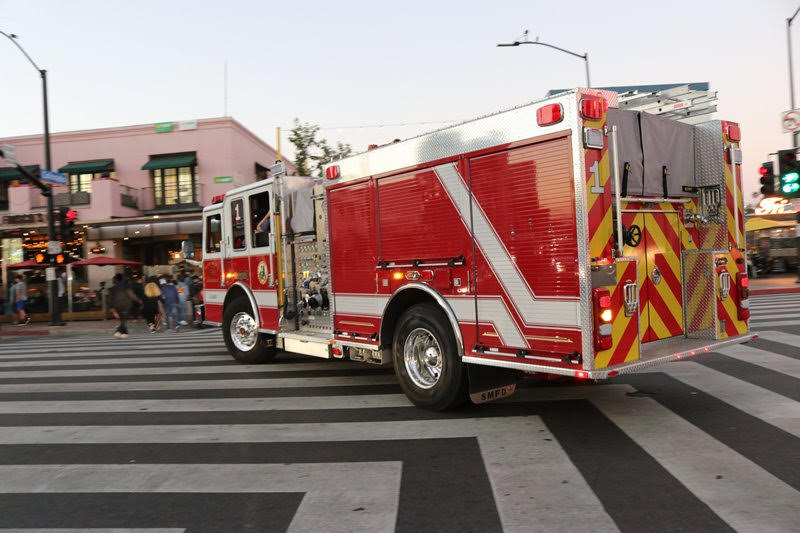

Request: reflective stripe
left=335, top=294, right=390, bottom=317
left=434, top=163, right=580, bottom=328
left=253, top=290, right=278, bottom=307
left=446, top=297, right=526, bottom=348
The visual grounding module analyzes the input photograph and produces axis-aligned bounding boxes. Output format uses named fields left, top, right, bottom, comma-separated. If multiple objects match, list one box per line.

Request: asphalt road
left=0, top=293, right=797, bottom=532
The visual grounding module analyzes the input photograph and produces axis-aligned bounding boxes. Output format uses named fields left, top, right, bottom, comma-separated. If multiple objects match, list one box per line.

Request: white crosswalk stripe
left=749, top=293, right=800, bottom=329
left=0, top=326, right=796, bottom=532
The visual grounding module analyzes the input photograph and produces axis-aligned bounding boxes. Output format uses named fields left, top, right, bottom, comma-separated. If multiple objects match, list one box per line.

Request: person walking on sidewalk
left=11, top=275, right=30, bottom=325
left=160, top=275, right=181, bottom=332
left=108, top=273, right=141, bottom=339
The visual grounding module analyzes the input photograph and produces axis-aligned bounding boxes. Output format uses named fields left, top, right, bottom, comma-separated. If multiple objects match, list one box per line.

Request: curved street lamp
left=0, top=30, right=62, bottom=325
left=497, top=30, right=591, bottom=88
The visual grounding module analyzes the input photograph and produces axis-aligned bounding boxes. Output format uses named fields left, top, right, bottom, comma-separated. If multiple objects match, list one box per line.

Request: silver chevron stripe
left=446, top=297, right=526, bottom=348
left=434, top=163, right=580, bottom=328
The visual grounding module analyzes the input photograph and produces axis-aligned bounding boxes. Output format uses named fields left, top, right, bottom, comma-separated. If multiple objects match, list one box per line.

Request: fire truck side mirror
left=181, top=240, right=195, bottom=259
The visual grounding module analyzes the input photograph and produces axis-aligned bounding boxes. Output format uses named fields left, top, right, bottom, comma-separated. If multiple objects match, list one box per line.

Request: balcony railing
left=120, top=184, right=138, bottom=209
left=54, top=191, right=91, bottom=206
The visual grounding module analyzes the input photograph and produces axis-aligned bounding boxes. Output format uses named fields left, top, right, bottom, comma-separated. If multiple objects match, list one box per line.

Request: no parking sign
left=782, top=109, right=800, bottom=133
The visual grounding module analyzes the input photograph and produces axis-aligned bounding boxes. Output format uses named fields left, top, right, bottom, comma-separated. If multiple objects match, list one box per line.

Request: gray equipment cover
left=640, top=112, right=695, bottom=197
left=607, top=108, right=643, bottom=195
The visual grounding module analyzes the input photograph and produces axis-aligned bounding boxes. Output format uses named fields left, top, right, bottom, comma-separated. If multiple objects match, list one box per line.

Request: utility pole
left=1, top=30, right=63, bottom=324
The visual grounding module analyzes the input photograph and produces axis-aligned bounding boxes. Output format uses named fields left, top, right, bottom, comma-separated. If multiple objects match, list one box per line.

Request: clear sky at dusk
left=0, top=0, right=795, bottom=201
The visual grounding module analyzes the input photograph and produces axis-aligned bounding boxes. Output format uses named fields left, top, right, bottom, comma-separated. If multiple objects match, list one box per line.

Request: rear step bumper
left=588, top=332, right=758, bottom=379
left=463, top=332, right=757, bottom=379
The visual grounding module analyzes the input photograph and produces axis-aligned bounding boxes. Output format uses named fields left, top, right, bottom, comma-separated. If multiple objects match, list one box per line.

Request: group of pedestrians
left=109, top=272, right=203, bottom=338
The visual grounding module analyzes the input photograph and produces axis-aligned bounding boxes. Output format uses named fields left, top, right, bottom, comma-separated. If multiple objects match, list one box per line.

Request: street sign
left=47, top=240, right=62, bottom=254
left=0, top=144, right=16, bottom=165
left=782, top=109, right=800, bottom=133
left=214, top=176, right=233, bottom=183
left=45, top=267, right=56, bottom=281
left=40, top=170, right=67, bottom=185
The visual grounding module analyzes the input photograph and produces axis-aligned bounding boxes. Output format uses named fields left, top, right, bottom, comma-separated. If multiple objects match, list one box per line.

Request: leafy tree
left=288, top=119, right=351, bottom=177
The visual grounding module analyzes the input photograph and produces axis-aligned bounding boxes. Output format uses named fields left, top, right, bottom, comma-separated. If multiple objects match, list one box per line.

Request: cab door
left=622, top=210, right=684, bottom=343
left=245, top=186, right=280, bottom=331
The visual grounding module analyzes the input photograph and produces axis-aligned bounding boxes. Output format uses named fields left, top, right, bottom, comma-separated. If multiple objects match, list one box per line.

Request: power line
left=278, top=119, right=463, bottom=131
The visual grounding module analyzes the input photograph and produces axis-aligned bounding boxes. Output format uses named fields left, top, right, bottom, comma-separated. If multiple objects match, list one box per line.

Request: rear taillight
left=325, top=165, right=340, bottom=180
left=736, top=272, right=750, bottom=320
left=723, top=121, right=741, bottom=142
left=581, top=97, right=607, bottom=120
left=593, top=287, right=613, bottom=351
left=536, top=103, right=563, bottom=126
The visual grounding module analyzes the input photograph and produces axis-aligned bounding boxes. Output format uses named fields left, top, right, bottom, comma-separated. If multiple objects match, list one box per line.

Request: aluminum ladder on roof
left=616, top=84, right=718, bottom=124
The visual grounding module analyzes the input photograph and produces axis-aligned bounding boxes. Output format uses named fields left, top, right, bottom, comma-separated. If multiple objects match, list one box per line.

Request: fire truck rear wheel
left=223, top=296, right=277, bottom=364
left=392, top=303, right=467, bottom=411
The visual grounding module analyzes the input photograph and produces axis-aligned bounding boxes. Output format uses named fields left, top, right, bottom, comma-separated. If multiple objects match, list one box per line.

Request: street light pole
left=1, top=30, right=62, bottom=325
left=789, top=7, right=800, bottom=148
left=498, top=30, right=591, bottom=88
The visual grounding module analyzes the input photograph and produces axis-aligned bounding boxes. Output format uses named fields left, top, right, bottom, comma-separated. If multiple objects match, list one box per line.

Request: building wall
left=0, top=117, right=284, bottom=222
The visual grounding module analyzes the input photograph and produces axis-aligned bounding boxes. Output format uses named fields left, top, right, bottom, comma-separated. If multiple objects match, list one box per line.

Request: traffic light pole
left=41, top=69, right=62, bottom=325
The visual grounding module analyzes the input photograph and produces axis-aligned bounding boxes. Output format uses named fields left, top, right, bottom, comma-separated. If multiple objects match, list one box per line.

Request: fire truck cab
left=203, top=88, right=756, bottom=410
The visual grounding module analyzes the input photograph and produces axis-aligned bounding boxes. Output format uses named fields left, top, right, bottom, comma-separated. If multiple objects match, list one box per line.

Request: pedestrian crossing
left=0, top=326, right=797, bottom=532
left=748, top=292, right=800, bottom=329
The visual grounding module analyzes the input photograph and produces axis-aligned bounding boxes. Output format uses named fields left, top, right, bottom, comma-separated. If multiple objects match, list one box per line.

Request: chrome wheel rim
left=230, top=311, right=257, bottom=351
left=403, top=327, right=443, bottom=389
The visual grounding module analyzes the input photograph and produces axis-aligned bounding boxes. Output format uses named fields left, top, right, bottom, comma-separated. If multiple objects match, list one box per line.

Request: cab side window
left=250, top=191, right=271, bottom=248
left=205, top=213, right=222, bottom=253
left=231, top=199, right=246, bottom=250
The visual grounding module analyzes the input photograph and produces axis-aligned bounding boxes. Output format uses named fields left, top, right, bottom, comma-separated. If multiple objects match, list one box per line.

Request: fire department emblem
left=257, top=260, right=269, bottom=285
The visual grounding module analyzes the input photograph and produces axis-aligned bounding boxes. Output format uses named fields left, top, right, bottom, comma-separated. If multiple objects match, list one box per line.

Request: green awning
left=141, top=154, right=196, bottom=170
left=0, top=165, right=40, bottom=181
left=58, top=159, right=114, bottom=174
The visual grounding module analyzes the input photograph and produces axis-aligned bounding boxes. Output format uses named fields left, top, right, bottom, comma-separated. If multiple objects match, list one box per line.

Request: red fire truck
left=201, top=88, right=755, bottom=410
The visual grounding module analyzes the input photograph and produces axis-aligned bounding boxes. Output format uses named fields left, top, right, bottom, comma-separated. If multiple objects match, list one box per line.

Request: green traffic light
left=782, top=171, right=800, bottom=183
left=781, top=182, right=800, bottom=194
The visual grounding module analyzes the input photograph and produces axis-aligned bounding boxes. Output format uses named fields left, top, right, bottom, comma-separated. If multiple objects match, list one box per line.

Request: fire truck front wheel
left=223, top=297, right=277, bottom=364
left=392, top=303, right=467, bottom=411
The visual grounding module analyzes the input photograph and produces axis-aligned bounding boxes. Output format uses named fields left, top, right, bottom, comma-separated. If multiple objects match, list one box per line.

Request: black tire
left=392, top=303, right=467, bottom=411
left=222, top=296, right=277, bottom=364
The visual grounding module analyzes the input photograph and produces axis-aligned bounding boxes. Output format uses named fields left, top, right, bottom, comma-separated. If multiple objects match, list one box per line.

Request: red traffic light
left=65, top=209, right=77, bottom=222
left=34, top=253, right=46, bottom=264
left=55, top=254, right=65, bottom=264
left=759, top=166, right=769, bottom=176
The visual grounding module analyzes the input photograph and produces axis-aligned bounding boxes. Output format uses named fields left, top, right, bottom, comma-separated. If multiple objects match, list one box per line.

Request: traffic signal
left=58, top=207, right=77, bottom=242
left=759, top=162, right=775, bottom=196
left=34, top=252, right=46, bottom=264
left=777, top=149, right=800, bottom=197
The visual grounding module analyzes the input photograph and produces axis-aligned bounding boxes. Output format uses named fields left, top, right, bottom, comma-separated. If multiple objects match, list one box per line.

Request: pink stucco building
left=0, top=117, right=284, bottom=295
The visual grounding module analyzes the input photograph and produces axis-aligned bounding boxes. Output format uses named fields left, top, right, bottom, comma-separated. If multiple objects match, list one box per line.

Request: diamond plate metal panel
left=682, top=250, right=717, bottom=339
left=693, top=120, right=728, bottom=249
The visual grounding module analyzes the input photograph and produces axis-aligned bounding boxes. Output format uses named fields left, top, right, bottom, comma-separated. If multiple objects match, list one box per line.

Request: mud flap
left=467, top=364, right=517, bottom=404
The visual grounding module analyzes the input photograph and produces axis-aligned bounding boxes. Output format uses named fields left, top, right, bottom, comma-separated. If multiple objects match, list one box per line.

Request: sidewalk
left=0, top=319, right=206, bottom=338
left=749, top=274, right=800, bottom=295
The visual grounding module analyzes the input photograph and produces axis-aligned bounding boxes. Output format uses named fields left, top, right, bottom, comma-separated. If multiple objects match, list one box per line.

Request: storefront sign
left=755, top=197, right=794, bottom=215
left=214, top=176, right=233, bottom=184
left=2, top=213, right=45, bottom=225
left=178, top=120, right=198, bottom=131
left=154, top=122, right=174, bottom=133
